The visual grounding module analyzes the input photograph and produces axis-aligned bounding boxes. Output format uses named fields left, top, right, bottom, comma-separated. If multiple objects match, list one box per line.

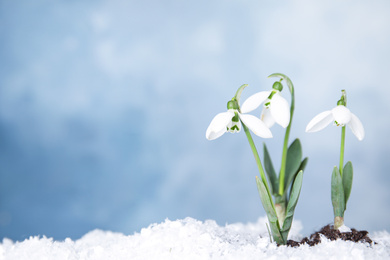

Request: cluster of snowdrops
left=205, top=73, right=365, bottom=245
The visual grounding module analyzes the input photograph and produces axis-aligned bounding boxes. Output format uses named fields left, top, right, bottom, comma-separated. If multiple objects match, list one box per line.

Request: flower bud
left=227, top=100, right=239, bottom=110
left=337, top=89, right=347, bottom=106
left=337, top=99, right=345, bottom=106
left=272, top=81, right=283, bottom=92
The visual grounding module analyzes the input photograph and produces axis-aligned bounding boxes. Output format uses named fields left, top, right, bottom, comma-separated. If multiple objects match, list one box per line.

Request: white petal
left=331, top=105, right=352, bottom=125
left=347, top=113, right=365, bottom=141
left=269, top=94, right=290, bottom=128
left=206, top=111, right=234, bottom=140
left=305, top=110, right=333, bottom=132
left=240, top=91, right=271, bottom=113
left=260, top=107, right=275, bottom=128
left=238, top=113, right=273, bottom=138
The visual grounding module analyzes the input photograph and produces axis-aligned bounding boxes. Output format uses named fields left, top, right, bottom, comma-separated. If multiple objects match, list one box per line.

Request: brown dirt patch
left=286, top=224, right=374, bottom=247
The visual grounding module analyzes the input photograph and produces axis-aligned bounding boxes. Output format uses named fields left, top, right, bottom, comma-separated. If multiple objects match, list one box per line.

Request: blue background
left=1, top=0, right=389, bottom=241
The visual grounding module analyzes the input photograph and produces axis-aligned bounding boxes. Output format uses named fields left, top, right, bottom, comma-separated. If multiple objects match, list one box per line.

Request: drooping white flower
left=305, top=105, right=365, bottom=141
left=206, top=101, right=273, bottom=140
left=240, top=82, right=290, bottom=128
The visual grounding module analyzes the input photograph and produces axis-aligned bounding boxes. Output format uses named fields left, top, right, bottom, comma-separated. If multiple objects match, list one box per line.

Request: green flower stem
left=339, top=126, right=346, bottom=176
left=279, top=114, right=292, bottom=195
left=269, top=74, right=295, bottom=196
left=242, top=123, right=272, bottom=196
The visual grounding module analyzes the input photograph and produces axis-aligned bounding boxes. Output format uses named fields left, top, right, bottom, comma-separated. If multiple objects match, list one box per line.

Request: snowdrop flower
left=206, top=100, right=272, bottom=140
left=305, top=104, right=365, bottom=141
left=240, top=81, right=290, bottom=128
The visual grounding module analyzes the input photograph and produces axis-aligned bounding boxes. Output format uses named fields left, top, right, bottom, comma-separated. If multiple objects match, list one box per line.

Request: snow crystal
left=0, top=217, right=389, bottom=260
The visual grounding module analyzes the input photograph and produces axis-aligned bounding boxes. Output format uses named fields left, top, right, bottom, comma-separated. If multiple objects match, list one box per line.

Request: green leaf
left=286, top=157, right=308, bottom=205
left=255, top=177, right=277, bottom=223
left=234, top=84, right=248, bottom=105
left=284, top=139, right=302, bottom=192
left=298, top=157, right=308, bottom=173
left=342, top=161, right=353, bottom=210
left=263, top=143, right=279, bottom=195
left=265, top=223, right=273, bottom=243
left=331, top=167, right=345, bottom=218
left=255, top=176, right=285, bottom=245
left=281, top=170, right=303, bottom=242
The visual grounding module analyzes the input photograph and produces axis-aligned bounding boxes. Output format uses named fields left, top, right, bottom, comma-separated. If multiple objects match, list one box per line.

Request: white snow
left=1, top=217, right=389, bottom=260
left=338, top=225, right=352, bottom=233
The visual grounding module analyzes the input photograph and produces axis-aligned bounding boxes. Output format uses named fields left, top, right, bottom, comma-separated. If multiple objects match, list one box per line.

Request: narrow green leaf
left=263, top=143, right=279, bottom=195
left=255, top=177, right=277, bottom=222
left=284, top=139, right=302, bottom=192
left=265, top=223, right=273, bottom=243
left=234, top=84, right=248, bottom=105
left=268, top=220, right=284, bottom=245
left=285, top=171, right=303, bottom=219
left=342, top=161, right=353, bottom=209
left=281, top=171, right=303, bottom=242
left=331, top=167, right=345, bottom=218
left=255, top=176, right=285, bottom=245
left=288, top=158, right=308, bottom=195
left=298, top=157, right=308, bottom=173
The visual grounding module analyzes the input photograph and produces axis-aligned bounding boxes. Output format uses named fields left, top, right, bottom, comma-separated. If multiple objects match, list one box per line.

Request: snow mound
left=0, top=217, right=389, bottom=260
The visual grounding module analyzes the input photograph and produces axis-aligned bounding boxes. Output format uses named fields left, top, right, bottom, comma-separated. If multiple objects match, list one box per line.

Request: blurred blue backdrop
left=1, top=0, right=390, bottom=241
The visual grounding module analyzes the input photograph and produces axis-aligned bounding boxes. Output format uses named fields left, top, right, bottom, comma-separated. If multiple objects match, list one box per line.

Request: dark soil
left=286, top=224, right=374, bottom=247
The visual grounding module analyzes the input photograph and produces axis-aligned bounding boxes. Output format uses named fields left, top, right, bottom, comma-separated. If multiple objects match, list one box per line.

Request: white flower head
left=240, top=81, right=290, bottom=128
left=206, top=100, right=273, bottom=140
left=306, top=101, right=365, bottom=141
